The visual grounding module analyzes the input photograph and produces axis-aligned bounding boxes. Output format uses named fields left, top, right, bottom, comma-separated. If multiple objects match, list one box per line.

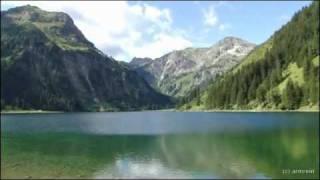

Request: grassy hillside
left=181, top=1, right=319, bottom=111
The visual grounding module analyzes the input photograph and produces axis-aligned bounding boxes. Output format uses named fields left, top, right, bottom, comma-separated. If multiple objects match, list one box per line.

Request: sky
left=1, top=1, right=312, bottom=62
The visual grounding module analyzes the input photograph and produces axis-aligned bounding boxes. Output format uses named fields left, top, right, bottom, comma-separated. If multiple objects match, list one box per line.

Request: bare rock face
left=129, top=37, right=256, bottom=97
left=1, top=5, right=171, bottom=111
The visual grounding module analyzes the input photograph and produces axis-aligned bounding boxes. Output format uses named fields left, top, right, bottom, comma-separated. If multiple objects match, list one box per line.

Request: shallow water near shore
left=1, top=112, right=319, bottom=179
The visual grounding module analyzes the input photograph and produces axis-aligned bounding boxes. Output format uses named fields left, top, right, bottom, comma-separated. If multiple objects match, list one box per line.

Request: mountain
left=181, top=1, right=319, bottom=111
left=1, top=5, right=172, bottom=112
left=129, top=57, right=153, bottom=69
left=129, top=37, right=255, bottom=97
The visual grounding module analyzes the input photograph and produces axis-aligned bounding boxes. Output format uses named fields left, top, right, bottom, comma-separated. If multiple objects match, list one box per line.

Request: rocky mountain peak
left=206, top=37, right=255, bottom=58
left=8, top=4, right=40, bottom=12
left=4, top=5, right=70, bottom=23
left=129, top=37, right=256, bottom=97
left=222, top=36, right=244, bottom=42
left=2, top=5, right=94, bottom=51
left=214, top=36, right=255, bottom=48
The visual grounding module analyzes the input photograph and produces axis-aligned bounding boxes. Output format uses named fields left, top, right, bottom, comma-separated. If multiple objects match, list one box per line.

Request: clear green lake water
left=1, top=112, right=319, bottom=179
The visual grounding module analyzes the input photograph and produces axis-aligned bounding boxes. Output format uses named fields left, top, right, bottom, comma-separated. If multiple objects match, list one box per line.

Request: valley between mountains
left=1, top=2, right=319, bottom=112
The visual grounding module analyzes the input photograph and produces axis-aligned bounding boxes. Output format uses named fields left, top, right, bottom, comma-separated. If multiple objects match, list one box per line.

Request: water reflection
left=93, top=157, right=215, bottom=179
left=1, top=112, right=319, bottom=179
left=90, top=126, right=318, bottom=179
left=154, top=128, right=318, bottom=179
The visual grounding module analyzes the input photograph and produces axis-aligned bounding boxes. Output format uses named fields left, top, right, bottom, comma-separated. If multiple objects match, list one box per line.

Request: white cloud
left=218, top=23, right=231, bottom=31
left=2, top=1, right=192, bottom=61
left=131, top=33, right=192, bottom=58
left=203, top=5, right=218, bottom=27
left=202, top=4, right=231, bottom=33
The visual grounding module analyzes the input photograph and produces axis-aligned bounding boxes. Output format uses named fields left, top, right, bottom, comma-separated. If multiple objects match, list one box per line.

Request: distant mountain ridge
left=129, top=57, right=153, bottom=69
left=129, top=37, right=255, bottom=97
left=1, top=5, right=172, bottom=111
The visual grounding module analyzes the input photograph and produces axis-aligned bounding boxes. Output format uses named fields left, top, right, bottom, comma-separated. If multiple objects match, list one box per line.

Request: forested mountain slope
left=181, top=1, right=319, bottom=110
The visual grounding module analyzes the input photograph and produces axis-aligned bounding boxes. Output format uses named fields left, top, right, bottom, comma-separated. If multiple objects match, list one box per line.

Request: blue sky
left=138, top=1, right=312, bottom=46
left=1, top=1, right=312, bottom=61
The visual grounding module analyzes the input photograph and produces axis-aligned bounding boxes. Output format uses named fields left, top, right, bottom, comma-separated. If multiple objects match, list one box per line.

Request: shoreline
left=176, top=109, right=319, bottom=113
left=1, top=110, right=64, bottom=114
left=176, top=105, right=319, bottom=113
left=1, top=109, right=318, bottom=114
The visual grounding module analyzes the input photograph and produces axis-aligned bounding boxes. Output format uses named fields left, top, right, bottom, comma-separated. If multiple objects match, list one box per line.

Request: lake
left=1, top=112, right=319, bottom=179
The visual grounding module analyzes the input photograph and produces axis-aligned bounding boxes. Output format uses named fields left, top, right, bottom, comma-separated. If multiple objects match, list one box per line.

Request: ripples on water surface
left=1, top=112, right=319, bottom=179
